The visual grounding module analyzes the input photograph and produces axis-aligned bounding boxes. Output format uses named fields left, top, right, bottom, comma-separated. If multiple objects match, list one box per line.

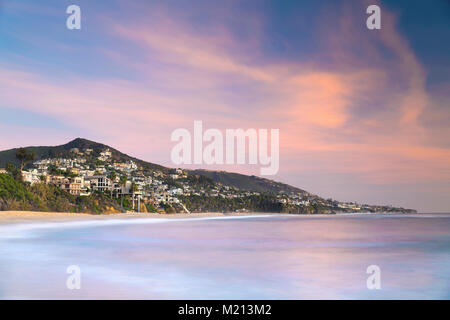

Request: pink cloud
left=0, top=1, right=449, bottom=211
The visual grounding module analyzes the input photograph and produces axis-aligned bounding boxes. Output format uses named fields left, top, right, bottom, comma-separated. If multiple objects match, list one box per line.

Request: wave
left=0, top=214, right=275, bottom=239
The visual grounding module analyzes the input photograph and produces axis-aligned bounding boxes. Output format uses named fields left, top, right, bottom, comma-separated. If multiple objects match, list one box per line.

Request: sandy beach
left=0, top=210, right=262, bottom=225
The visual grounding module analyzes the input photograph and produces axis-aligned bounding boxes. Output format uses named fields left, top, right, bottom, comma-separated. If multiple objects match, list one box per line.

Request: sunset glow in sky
left=1, top=0, right=449, bottom=212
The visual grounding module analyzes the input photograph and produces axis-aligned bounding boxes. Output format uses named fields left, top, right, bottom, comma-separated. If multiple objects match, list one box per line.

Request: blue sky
left=0, top=0, right=449, bottom=211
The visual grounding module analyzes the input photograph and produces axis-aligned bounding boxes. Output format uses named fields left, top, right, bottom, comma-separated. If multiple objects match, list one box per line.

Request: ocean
left=0, top=213, right=449, bottom=299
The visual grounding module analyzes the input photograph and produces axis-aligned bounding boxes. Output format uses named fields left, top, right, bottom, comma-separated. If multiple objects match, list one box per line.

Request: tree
left=5, top=162, right=15, bottom=174
left=108, top=171, right=117, bottom=199
left=15, top=148, right=35, bottom=172
left=5, top=162, right=20, bottom=180
left=130, top=182, right=138, bottom=210
left=119, top=175, right=127, bottom=209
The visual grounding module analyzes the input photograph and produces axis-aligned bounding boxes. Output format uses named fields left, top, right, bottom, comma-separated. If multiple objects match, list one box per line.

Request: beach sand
left=0, top=210, right=260, bottom=225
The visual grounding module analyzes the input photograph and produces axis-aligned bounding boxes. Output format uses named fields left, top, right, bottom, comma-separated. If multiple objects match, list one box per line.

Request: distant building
left=49, top=175, right=68, bottom=185
left=98, top=149, right=112, bottom=161
left=61, top=177, right=84, bottom=196
left=85, top=175, right=112, bottom=192
left=21, top=170, right=42, bottom=185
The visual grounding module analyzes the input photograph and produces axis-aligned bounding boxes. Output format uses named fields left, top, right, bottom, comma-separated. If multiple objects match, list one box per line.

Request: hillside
left=190, top=169, right=310, bottom=195
left=0, top=138, right=167, bottom=172
left=0, top=173, right=121, bottom=213
left=0, top=138, right=417, bottom=214
left=0, top=138, right=304, bottom=195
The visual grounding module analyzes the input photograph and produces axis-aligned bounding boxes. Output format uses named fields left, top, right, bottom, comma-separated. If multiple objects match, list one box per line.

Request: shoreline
left=0, top=210, right=435, bottom=226
left=0, top=210, right=275, bottom=225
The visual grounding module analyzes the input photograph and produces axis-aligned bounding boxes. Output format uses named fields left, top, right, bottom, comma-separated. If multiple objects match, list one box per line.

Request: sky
left=0, top=0, right=449, bottom=212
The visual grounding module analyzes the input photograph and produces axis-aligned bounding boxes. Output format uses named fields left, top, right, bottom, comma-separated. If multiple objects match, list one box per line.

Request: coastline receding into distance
left=0, top=210, right=439, bottom=240
left=0, top=138, right=417, bottom=215
left=0, top=210, right=427, bottom=225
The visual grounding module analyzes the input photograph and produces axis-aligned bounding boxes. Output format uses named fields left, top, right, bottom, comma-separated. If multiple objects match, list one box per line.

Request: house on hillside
left=98, top=149, right=112, bottom=162
left=85, top=175, right=112, bottom=192
left=22, top=170, right=42, bottom=185
left=60, top=176, right=85, bottom=196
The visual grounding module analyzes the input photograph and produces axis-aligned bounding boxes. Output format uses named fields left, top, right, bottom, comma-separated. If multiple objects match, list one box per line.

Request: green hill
left=190, top=169, right=309, bottom=195
left=0, top=138, right=416, bottom=214
left=0, top=138, right=307, bottom=195
left=0, top=173, right=120, bottom=213
left=0, top=138, right=166, bottom=172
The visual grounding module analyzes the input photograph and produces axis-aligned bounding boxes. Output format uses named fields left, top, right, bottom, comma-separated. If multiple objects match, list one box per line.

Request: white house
left=21, top=170, right=42, bottom=185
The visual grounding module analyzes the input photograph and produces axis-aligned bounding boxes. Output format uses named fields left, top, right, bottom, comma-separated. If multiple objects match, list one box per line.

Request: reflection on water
left=0, top=213, right=449, bottom=299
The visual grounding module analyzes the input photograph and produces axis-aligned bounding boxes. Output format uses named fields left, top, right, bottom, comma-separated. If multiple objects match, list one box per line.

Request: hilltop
left=0, top=138, right=166, bottom=172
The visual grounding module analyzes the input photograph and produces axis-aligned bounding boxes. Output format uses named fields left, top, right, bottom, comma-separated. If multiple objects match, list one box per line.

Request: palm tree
left=15, top=148, right=35, bottom=172
left=119, top=175, right=127, bottom=209
left=108, top=171, right=117, bottom=199
left=130, top=182, right=138, bottom=210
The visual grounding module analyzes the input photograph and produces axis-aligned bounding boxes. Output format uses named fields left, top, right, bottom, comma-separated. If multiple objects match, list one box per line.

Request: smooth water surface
left=0, top=213, right=449, bottom=299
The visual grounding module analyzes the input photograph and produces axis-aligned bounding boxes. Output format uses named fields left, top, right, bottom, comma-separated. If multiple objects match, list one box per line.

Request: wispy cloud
left=0, top=0, right=449, bottom=211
